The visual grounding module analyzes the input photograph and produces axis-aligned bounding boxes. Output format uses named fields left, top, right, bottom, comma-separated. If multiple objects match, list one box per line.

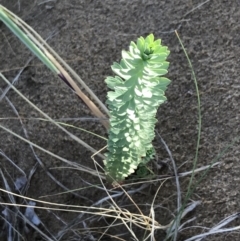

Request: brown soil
left=0, top=0, right=240, bottom=240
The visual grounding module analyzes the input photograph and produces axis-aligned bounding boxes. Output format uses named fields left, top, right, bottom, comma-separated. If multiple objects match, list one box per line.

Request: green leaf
left=104, top=34, right=170, bottom=183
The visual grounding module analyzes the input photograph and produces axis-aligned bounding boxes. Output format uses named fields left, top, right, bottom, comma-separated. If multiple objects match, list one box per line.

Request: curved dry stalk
left=0, top=4, right=109, bottom=129
left=0, top=72, right=105, bottom=159
left=0, top=168, right=56, bottom=241
left=184, top=213, right=240, bottom=241
left=156, top=131, right=181, bottom=241
left=1, top=202, right=169, bottom=232
left=0, top=187, right=172, bottom=232
left=1, top=85, right=94, bottom=200
left=0, top=124, right=105, bottom=178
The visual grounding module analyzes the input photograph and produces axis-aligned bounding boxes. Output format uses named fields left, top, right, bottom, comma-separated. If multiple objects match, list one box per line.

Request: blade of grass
left=0, top=116, right=107, bottom=140
left=0, top=124, right=105, bottom=178
left=0, top=72, right=104, bottom=158
left=175, top=30, right=239, bottom=202
left=12, top=9, right=110, bottom=116
left=0, top=4, right=110, bottom=129
left=165, top=30, right=202, bottom=241
left=175, top=30, right=202, bottom=205
left=0, top=7, right=58, bottom=74
left=166, top=30, right=239, bottom=241
left=1, top=87, right=91, bottom=200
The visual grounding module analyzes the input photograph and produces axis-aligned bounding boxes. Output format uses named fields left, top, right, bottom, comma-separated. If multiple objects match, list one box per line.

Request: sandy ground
left=0, top=0, right=240, bottom=240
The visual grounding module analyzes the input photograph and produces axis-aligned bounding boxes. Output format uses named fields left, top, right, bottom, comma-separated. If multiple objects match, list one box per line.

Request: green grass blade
left=0, top=7, right=59, bottom=74
left=175, top=31, right=202, bottom=201
left=166, top=31, right=202, bottom=241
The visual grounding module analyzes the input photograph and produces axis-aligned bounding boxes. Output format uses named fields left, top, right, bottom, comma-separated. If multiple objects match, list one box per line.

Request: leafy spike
left=104, top=34, right=170, bottom=183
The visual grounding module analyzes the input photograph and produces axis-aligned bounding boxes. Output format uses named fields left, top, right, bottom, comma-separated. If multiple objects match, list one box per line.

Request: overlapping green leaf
left=104, top=34, right=171, bottom=183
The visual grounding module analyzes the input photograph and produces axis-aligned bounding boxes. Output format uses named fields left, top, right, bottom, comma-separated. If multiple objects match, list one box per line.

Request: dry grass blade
left=156, top=131, right=181, bottom=241
left=0, top=4, right=109, bottom=129
left=0, top=154, right=57, bottom=240
left=0, top=72, right=103, bottom=158
left=0, top=186, right=173, bottom=234
left=1, top=77, right=92, bottom=200
left=56, top=181, right=153, bottom=239
left=0, top=57, right=33, bottom=102
left=185, top=213, right=240, bottom=241
left=91, top=151, right=153, bottom=239
left=0, top=148, right=26, bottom=176
left=0, top=123, right=105, bottom=178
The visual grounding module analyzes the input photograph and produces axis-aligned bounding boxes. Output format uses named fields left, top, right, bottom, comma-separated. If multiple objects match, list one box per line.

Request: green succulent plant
left=104, top=34, right=170, bottom=183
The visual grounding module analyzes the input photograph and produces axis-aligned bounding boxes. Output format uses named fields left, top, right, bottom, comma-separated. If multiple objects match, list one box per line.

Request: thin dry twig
left=185, top=213, right=240, bottom=241
left=156, top=131, right=182, bottom=241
